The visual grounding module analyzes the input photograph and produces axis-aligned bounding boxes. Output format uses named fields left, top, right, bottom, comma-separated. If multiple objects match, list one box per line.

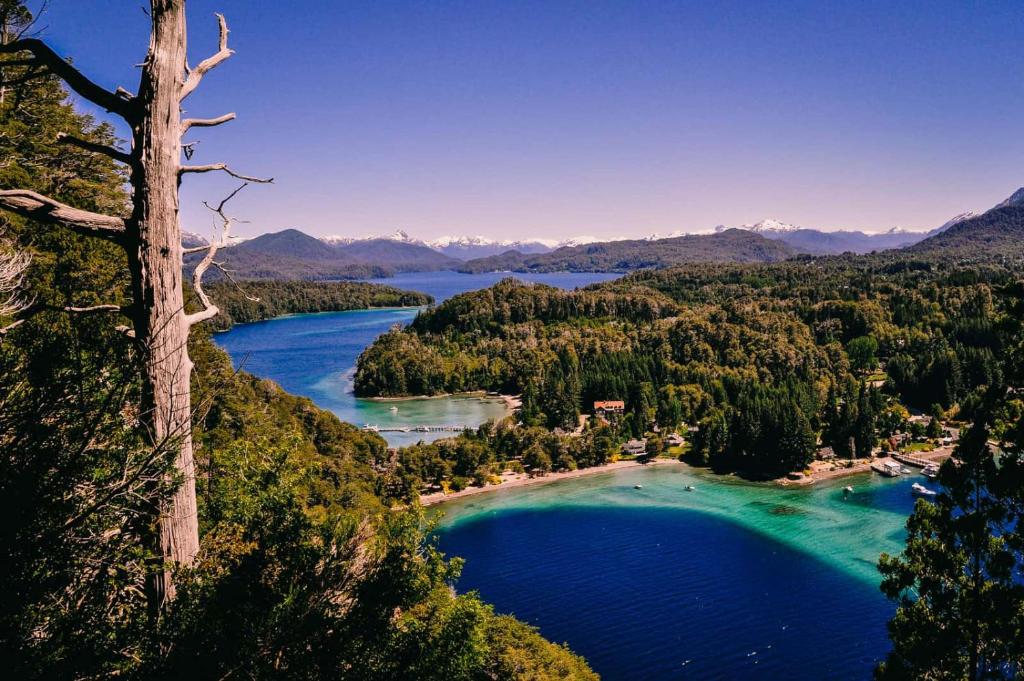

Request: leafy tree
left=876, top=412, right=1024, bottom=680
left=847, top=335, right=879, bottom=373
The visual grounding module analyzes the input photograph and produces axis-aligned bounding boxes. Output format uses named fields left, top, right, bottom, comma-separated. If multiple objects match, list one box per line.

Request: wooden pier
left=362, top=424, right=471, bottom=433
left=891, top=452, right=933, bottom=468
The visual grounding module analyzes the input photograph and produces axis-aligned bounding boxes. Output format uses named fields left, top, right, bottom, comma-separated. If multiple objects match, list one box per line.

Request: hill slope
left=185, top=229, right=388, bottom=280
left=457, top=228, right=795, bottom=273
left=335, top=238, right=460, bottom=271
left=906, top=204, right=1024, bottom=261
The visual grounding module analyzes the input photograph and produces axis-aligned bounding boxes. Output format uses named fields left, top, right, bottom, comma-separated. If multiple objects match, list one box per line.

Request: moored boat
left=921, top=463, right=940, bottom=479
left=911, top=482, right=937, bottom=498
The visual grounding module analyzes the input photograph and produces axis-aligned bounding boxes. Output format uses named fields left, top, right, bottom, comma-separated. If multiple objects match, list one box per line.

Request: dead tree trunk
left=0, top=0, right=269, bottom=611
left=130, top=0, right=196, bottom=607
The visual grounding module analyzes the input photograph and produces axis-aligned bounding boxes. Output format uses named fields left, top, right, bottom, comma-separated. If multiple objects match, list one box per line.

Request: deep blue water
left=438, top=502, right=895, bottom=681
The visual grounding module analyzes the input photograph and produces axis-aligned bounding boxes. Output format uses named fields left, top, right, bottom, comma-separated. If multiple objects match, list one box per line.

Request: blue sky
left=37, top=0, right=1024, bottom=241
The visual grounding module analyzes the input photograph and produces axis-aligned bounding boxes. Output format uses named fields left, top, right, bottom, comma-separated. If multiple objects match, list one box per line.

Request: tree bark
left=128, top=0, right=198, bottom=608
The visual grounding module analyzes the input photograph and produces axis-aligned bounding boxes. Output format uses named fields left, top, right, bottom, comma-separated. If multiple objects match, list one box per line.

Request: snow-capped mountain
left=716, top=218, right=931, bottom=254
left=427, top=235, right=559, bottom=259
left=741, top=218, right=803, bottom=233
left=321, top=229, right=426, bottom=247
left=181, top=230, right=209, bottom=249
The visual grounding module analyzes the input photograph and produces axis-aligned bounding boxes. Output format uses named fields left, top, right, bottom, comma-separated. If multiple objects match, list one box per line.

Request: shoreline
left=419, top=458, right=685, bottom=506
left=421, top=445, right=957, bottom=506
left=775, top=446, right=955, bottom=486
left=214, top=304, right=426, bottom=333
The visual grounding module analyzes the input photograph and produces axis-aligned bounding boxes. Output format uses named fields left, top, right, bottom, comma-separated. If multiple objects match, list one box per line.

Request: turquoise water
left=435, top=465, right=918, bottom=679
left=215, top=271, right=619, bottom=446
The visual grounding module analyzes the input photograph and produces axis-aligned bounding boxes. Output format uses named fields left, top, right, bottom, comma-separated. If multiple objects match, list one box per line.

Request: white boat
left=876, top=461, right=903, bottom=477
left=634, top=484, right=643, bottom=489
left=843, top=485, right=854, bottom=499
left=389, top=406, right=399, bottom=413
left=684, top=485, right=695, bottom=492
left=921, top=463, right=940, bottom=479
left=911, top=482, right=937, bottom=498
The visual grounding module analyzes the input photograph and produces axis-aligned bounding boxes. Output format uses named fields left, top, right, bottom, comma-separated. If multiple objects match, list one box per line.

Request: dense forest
left=356, top=253, right=1013, bottom=478
left=0, top=5, right=595, bottom=678
left=202, top=279, right=432, bottom=331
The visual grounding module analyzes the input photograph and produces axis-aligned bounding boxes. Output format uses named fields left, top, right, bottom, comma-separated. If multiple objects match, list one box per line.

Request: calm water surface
left=435, top=465, right=915, bottom=680
left=215, top=271, right=619, bottom=446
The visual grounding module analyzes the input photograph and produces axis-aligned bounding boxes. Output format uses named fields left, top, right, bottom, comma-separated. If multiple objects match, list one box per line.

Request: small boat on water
left=389, top=406, right=399, bottom=413
left=634, top=484, right=643, bottom=489
left=911, top=482, right=937, bottom=498
left=843, top=485, right=854, bottom=499
left=921, top=463, right=940, bottom=479
left=684, top=485, right=695, bottom=492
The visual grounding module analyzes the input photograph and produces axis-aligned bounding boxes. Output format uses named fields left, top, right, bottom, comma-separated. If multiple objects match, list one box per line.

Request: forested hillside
left=202, top=280, right=432, bottom=330
left=356, top=254, right=1012, bottom=477
left=0, top=9, right=595, bottom=678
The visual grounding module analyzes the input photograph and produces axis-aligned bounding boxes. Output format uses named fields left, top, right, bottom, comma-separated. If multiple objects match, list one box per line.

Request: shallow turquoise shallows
left=434, top=465, right=918, bottom=680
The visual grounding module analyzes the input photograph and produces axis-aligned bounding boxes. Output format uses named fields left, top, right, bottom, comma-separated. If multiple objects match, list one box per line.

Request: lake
left=214, top=271, right=620, bottom=446
left=215, top=268, right=908, bottom=680
left=435, top=464, right=911, bottom=680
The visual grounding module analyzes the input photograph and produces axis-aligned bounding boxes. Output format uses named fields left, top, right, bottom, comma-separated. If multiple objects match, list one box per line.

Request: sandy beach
left=776, top=446, right=955, bottom=487
left=419, top=443, right=957, bottom=506
left=419, top=458, right=685, bottom=506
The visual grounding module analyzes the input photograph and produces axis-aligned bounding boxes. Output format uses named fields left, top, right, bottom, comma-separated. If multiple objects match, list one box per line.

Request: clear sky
left=35, top=0, right=1024, bottom=241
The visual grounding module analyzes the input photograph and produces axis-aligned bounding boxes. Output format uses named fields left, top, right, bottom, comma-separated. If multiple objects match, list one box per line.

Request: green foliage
left=876, top=284, right=1024, bottom=679
left=847, top=335, right=879, bottom=372
left=876, top=416, right=1024, bottom=680
left=202, top=280, right=432, bottom=331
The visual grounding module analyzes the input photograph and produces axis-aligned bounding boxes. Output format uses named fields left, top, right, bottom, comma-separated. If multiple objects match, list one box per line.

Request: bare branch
left=0, top=189, right=126, bottom=240
left=212, top=261, right=260, bottom=302
left=64, top=304, right=124, bottom=314
left=185, top=183, right=249, bottom=327
left=56, top=132, right=132, bottom=165
left=179, top=163, right=273, bottom=184
left=180, top=13, right=233, bottom=102
left=0, top=38, right=134, bottom=118
left=0, top=235, right=30, bottom=324
left=181, top=112, right=235, bottom=132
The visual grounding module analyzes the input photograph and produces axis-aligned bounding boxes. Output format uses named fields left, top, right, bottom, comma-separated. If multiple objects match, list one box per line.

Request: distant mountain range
left=456, top=229, right=795, bottom=273
left=181, top=187, right=1024, bottom=279
left=715, top=219, right=927, bottom=255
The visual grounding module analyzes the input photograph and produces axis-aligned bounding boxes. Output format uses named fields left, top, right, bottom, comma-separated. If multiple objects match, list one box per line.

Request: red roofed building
left=593, top=400, right=625, bottom=416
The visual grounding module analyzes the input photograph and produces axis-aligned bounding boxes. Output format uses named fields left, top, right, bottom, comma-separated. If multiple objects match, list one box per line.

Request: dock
left=892, top=452, right=933, bottom=468
left=362, top=424, right=471, bottom=433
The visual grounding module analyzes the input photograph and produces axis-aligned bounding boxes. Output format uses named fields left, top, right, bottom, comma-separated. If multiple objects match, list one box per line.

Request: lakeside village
left=366, top=391, right=962, bottom=505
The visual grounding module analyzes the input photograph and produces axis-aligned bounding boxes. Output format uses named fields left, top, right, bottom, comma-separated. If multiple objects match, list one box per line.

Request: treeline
left=355, top=256, right=1013, bottom=477
left=202, top=280, right=432, bottom=331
